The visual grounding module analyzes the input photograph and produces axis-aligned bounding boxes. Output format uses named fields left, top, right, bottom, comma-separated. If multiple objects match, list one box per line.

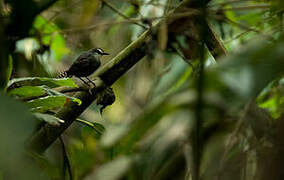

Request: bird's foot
left=78, top=77, right=91, bottom=87
left=85, top=77, right=104, bottom=95
left=90, top=81, right=96, bottom=88
left=85, top=77, right=96, bottom=88
left=88, top=88, right=93, bottom=95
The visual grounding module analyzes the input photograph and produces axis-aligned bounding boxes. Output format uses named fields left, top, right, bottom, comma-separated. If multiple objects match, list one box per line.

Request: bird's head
left=89, top=48, right=110, bottom=57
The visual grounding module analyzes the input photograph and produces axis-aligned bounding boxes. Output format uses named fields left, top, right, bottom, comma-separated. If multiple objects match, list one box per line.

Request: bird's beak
left=102, top=52, right=110, bottom=55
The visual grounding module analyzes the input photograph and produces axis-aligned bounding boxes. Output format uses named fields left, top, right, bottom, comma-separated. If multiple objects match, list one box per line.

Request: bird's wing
left=67, top=53, right=95, bottom=74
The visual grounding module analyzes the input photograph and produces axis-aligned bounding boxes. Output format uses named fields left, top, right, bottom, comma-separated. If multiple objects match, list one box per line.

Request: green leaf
left=27, top=88, right=81, bottom=112
left=258, top=97, right=284, bottom=118
left=9, top=86, right=45, bottom=98
left=9, top=85, right=82, bottom=105
left=27, top=96, right=67, bottom=113
left=33, top=112, right=64, bottom=126
left=257, top=78, right=284, bottom=119
left=33, top=16, right=58, bottom=36
left=32, top=16, right=69, bottom=61
left=8, top=77, right=78, bottom=91
left=50, top=33, right=70, bottom=61
left=76, top=118, right=105, bottom=138
left=40, top=86, right=82, bottom=105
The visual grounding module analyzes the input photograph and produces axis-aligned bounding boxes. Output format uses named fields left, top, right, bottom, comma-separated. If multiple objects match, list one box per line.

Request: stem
left=59, top=136, right=73, bottom=180
left=102, top=0, right=148, bottom=29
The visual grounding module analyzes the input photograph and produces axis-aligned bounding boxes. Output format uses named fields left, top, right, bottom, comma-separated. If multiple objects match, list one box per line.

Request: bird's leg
left=78, top=77, right=91, bottom=87
left=85, top=77, right=96, bottom=87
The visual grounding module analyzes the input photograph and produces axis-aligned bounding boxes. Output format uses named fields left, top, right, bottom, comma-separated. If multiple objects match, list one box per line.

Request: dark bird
left=59, top=48, right=109, bottom=87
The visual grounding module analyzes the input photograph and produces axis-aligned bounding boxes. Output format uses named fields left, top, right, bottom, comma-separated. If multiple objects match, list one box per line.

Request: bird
left=58, top=48, right=109, bottom=87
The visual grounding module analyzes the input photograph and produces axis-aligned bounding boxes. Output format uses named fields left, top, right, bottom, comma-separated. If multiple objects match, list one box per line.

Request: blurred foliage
left=32, top=16, right=70, bottom=61
left=257, top=78, right=284, bottom=119
left=33, top=112, right=65, bottom=126
left=0, top=93, right=46, bottom=179
left=1, top=0, right=284, bottom=180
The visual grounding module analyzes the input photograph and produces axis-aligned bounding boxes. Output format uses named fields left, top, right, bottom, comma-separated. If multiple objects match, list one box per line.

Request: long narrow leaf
left=7, top=77, right=78, bottom=91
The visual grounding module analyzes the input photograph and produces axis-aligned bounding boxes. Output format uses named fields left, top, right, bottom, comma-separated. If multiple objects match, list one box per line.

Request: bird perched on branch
left=59, top=48, right=109, bottom=87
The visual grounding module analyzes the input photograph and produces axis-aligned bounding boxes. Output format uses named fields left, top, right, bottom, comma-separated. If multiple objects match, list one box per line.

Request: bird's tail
left=57, top=71, right=71, bottom=78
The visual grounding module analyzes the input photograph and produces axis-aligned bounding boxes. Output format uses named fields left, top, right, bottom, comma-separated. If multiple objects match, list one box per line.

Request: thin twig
left=102, top=0, right=148, bottom=29
left=172, top=44, right=195, bottom=70
left=75, top=118, right=103, bottom=135
left=223, top=8, right=282, bottom=43
left=61, top=11, right=200, bottom=33
left=38, top=11, right=200, bottom=36
left=47, top=0, right=82, bottom=22
left=145, top=1, right=179, bottom=9
left=224, top=30, right=250, bottom=43
left=211, top=4, right=271, bottom=12
left=209, top=0, right=247, bottom=7
left=217, top=102, right=252, bottom=180
left=214, top=15, right=274, bottom=41
left=192, top=16, right=207, bottom=180
left=59, top=136, right=73, bottom=180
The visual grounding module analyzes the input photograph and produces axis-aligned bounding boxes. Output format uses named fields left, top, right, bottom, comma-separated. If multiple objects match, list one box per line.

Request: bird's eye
left=96, top=48, right=104, bottom=54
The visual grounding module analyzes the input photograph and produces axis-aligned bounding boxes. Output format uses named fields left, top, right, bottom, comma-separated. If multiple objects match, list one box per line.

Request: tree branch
left=204, top=21, right=227, bottom=58
left=102, top=0, right=148, bottom=29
